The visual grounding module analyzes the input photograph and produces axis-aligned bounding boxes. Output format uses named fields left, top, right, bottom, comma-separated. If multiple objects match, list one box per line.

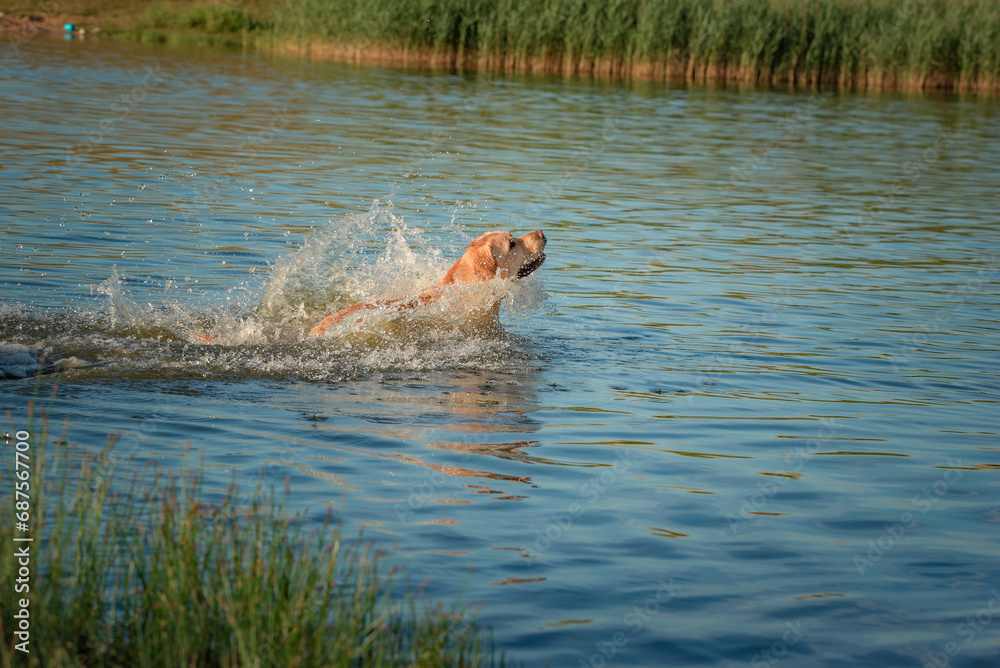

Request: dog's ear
left=479, top=235, right=503, bottom=278
left=440, top=234, right=499, bottom=285
left=462, top=235, right=499, bottom=280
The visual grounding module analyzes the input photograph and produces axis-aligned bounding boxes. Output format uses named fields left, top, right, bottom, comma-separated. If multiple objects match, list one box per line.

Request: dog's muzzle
left=517, top=253, right=546, bottom=278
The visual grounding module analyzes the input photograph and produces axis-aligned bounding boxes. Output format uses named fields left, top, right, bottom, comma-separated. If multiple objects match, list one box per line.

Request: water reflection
left=299, top=368, right=547, bottom=499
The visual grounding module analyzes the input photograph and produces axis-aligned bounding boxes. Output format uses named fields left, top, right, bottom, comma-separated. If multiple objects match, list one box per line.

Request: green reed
left=9, top=0, right=997, bottom=87
left=142, top=3, right=260, bottom=34
left=0, top=405, right=503, bottom=668
left=265, top=0, right=1000, bottom=88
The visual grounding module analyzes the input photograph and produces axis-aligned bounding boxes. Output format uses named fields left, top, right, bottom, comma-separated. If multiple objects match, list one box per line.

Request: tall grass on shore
left=4, top=0, right=997, bottom=90
left=0, top=406, right=504, bottom=668
left=266, top=0, right=1000, bottom=91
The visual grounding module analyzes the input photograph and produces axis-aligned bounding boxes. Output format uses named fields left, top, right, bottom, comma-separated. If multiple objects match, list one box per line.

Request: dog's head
left=441, top=230, right=547, bottom=284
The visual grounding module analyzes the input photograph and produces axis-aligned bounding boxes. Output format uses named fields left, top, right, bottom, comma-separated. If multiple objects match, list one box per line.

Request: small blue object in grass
left=64, top=23, right=75, bottom=31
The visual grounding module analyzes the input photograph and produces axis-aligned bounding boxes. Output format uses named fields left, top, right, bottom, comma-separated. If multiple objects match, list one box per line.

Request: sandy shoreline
left=0, top=12, right=89, bottom=35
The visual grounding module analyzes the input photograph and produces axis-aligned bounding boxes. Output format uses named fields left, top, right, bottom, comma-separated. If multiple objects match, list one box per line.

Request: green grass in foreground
left=0, top=405, right=504, bottom=668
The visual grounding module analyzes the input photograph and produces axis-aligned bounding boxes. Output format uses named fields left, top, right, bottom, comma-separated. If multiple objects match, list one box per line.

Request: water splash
left=258, top=200, right=444, bottom=324
left=0, top=202, right=549, bottom=382
left=0, top=342, right=85, bottom=380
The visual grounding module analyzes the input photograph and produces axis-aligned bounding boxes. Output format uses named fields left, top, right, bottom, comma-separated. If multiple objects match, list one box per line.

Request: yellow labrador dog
left=308, top=229, right=546, bottom=336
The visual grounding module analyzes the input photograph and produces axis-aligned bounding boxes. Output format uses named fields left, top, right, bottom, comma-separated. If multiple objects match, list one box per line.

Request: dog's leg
left=309, top=287, right=445, bottom=337
left=309, top=301, right=379, bottom=336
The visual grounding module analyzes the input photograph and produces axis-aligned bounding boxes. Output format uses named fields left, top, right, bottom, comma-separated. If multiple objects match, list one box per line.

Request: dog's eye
left=509, top=239, right=517, bottom=248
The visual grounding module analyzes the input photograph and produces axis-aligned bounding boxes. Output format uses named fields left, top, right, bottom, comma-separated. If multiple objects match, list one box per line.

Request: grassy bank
left=268, top=0, right=1000, bottom=91
left=2, top=0, right=999, bottom=92
left=0, top=406, right=504, bottom=667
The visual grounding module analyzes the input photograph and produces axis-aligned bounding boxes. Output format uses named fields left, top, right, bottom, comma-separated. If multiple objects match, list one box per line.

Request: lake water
left=2, top=35, right=999, bottom=667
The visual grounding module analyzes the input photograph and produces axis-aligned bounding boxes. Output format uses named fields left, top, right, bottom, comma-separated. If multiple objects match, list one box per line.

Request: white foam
left=0, top=342, right=84, bottom=380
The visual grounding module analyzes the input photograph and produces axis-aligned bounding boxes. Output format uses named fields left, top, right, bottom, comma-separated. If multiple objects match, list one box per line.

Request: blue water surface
left=1, top=35, right=999, bottom=667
